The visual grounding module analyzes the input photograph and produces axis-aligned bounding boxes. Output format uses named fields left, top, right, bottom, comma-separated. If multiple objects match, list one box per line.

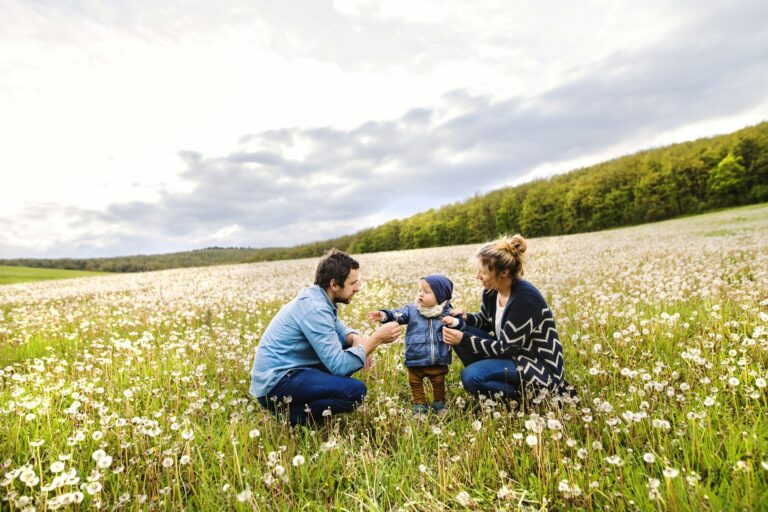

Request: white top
left=495, top=295, right=505, bottom=337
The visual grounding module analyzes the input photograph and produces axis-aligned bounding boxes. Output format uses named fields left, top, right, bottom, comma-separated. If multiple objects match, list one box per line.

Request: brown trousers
left=408, top=365, right=449, bottom=405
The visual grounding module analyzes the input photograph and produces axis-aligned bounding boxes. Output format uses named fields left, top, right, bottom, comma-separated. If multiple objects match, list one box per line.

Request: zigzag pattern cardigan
left=462, top=279, right=571, bottom=395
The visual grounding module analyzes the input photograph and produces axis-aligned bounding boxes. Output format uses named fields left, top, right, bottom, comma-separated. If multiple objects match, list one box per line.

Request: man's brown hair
left=314, top=249, right=360, bottom=289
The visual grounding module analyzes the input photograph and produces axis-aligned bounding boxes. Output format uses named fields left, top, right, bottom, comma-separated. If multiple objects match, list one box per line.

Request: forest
left=3, top=121, right=767, bottom=273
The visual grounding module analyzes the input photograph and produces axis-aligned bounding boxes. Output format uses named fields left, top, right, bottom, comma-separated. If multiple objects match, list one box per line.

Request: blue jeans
left=453, top=326, right=521, bottom=400
left=257, top=367, right=367, bottom=426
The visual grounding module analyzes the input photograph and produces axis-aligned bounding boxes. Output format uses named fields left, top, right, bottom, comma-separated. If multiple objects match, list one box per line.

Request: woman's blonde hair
left=476, top=234, right=527, bottom=281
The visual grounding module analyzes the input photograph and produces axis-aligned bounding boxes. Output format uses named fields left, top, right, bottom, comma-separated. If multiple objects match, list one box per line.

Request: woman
left=441, top=235, right=574, bottom=402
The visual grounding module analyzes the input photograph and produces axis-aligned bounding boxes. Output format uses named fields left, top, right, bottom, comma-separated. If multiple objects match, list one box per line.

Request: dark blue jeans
left=257, top=367, right=367, bottom=426
left=453, top=326, right=521, bottom=400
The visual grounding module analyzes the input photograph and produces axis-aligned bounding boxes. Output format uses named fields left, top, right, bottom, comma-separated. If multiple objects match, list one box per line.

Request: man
left=249, top=249, right=401, bottom=425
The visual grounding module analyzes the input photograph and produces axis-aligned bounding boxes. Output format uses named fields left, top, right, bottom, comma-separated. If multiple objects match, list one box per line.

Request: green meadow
left=1, top=204, right=767, bottom=511
left=0, top=266, right=109, bottom=285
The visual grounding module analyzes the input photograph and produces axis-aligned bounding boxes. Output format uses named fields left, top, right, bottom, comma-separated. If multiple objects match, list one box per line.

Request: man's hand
left=351, top=321, right=400, bottom=356
left=367, top=311, right=385, bottom=322
left=363, top=355, right=375, bottom=371
left=442, top=326, right=463, bottom=346
left=373, top=321, right=401, bottom=345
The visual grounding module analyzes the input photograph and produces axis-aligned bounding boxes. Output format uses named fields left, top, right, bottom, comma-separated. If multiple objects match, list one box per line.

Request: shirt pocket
left=405, top=333, right=429, bottom=361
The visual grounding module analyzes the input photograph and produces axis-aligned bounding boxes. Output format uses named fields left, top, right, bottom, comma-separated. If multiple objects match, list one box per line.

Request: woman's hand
left=450, top=308, right=467, bottom=320
left=442, top=326, right=463, bottom=346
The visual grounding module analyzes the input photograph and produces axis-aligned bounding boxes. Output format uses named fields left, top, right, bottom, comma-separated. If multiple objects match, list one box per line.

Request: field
left=0, top=266, right=109, bottom=286
left=1, top=204, right=767, bottom=511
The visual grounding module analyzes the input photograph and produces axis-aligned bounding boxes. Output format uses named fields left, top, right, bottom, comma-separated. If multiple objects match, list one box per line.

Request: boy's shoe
left=432, top=401, right=447, bottom=415
left=412, top=404, right=430, bottom=416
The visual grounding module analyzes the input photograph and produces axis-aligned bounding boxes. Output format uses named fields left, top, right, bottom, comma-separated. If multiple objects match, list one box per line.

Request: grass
left=0, top=203, right=767, bottom=511
left=0, top=265, right=109, bottom=285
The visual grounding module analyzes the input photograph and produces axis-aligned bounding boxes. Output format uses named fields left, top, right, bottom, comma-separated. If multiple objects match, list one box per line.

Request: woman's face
left=475, top=259, right=509, bottom=290
left=475, top=260, right=498, bottom=290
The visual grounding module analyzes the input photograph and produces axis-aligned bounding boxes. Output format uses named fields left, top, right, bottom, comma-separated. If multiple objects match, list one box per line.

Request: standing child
left=368, top=274, right=455, bottom=415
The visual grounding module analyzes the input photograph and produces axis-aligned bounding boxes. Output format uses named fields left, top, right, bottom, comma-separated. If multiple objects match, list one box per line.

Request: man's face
left=333, top=268, right=360, bottom=304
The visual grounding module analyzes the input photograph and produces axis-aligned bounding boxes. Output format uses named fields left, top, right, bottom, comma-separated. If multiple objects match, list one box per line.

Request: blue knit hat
left=422, top=274, right=453, bottom=304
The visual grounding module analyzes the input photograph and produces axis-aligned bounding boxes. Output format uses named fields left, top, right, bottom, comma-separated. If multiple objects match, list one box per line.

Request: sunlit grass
left=1, top=204, right=767, bottom=510
left=0, top=266, right=109, bottom=285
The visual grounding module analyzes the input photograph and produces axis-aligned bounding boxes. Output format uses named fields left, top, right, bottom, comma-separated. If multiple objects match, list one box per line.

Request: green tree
left=707, top=153, right=748, bottom=206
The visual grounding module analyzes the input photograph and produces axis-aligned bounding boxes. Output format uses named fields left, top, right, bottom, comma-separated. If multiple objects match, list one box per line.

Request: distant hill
left=2, top=121, right=767, bottom=273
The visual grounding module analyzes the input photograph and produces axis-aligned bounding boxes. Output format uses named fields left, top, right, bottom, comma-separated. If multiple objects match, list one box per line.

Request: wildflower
left=756, top=378, right=766, bottom=389
left=292, top=455, right=305, bottom=467
left=733, top=460, right=750, bottom=471
left=643, top=453, right=656, bottom=464
left=162, top=457, right=174, bottom=469
left=525, top=435, right=538, bottom=447
left=92, top=431, right=103, bottom=441
left=249, top=429, right=260, bottom=439
left=418, top=464, right=428, bottom=474
left=455, top=491, right=473, bottom=507
left=237, top=489, right=253, bottom=502
left=472, top=420, right=482, bottom=432
left=497, top=485, right=515, bottom=500
left=322, top=408, right=332, bottom=417
left=431, top=426, right=442, bottom=435
left=728, top=377, right=740, bottom=387
left=663, top=467, right=680, bottom=478
left=50, top=461, right=65, bottom=474
left=86, top=481, right=102, bottom=495
left=182, top=429, right=195, bottom=441
left=558, top=479, right=582, bottom=499
left=91, top=450, right=106, bottom=462
left=180, top=455, right=191, bottom=465
left=605, top=455, right=623, bottom=466
left=703, top=396, right=716, bottom=407
left=97, top=455, right=112, bottom=469
left=547, top=419, right=562, bottom=430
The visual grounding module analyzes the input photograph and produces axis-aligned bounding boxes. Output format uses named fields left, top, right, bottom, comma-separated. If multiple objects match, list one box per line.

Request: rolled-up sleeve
left=335, top=316, right=358, bottom=348
left=300, top=309, right=366, bottom=375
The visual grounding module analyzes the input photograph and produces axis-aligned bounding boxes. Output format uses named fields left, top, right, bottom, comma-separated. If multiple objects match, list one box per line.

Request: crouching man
left=249, top=249, right=400, bottom=425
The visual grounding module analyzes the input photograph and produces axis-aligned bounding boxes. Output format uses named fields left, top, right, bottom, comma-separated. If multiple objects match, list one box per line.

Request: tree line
left=3, top=121, right=767, bottom=273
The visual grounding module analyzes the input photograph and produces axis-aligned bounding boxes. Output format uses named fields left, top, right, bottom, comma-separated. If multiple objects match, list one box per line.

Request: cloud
left=1, top=0, right=766, bottom=258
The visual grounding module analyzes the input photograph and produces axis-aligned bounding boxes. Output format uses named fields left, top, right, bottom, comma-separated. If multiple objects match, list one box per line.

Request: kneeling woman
left=442, top=235, right=574, bottom=402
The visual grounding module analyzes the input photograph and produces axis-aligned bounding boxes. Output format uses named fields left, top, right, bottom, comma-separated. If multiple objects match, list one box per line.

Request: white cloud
left=0, top=0, right=766, bottom=258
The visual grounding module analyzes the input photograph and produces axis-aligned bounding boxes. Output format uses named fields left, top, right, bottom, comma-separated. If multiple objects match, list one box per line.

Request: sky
left=1, top=0, right=767, bottom=259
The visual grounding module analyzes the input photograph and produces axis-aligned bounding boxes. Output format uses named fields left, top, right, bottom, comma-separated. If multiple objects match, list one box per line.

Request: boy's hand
left=449, top=308, right=467, bottom=320
left=442, top=326, right=463, bottom=345
left=367, top=311, right=385, bottom=322
left=440, top=316, right=457, bottom=326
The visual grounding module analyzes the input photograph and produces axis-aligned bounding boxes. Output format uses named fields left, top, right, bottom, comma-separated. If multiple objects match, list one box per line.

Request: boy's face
left=416, top=279, right=438, bottom=307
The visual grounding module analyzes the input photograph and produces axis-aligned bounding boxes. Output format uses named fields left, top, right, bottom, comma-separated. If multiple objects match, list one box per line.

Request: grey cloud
left=4, top=0, right=767, bottom=258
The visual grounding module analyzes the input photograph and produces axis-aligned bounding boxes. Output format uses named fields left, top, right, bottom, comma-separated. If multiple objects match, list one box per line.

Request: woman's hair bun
left=499, top=235, right=526, bottom=256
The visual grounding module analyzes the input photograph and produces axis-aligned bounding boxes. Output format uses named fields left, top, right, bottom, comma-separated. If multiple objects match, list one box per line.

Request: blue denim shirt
left=249, top=285, right=366, bottom=398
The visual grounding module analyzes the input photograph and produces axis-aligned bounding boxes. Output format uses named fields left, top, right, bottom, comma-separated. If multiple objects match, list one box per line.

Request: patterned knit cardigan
left=461, top=279, right=572, bottom=396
